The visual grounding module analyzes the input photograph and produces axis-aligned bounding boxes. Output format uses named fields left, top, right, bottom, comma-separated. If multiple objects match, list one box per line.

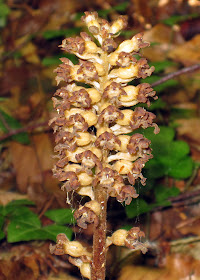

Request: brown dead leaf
left=42, top=0, right=81, bottom=32
left=10, top=133, right=55, bottom=193
left=0, top=242, right=61, bottom=280
left=0, top=191, right=28, bottom=205
left=118, top=254, right=200, bottom=280
left=176, top=118, right=200, bottom=151
left=168, top=34, right=200, bottom=66
left=0, top=64, right=33, bottom=96
left=48, top=273, right=79, bottom=280
left=142, top=23, right=184, bottom=61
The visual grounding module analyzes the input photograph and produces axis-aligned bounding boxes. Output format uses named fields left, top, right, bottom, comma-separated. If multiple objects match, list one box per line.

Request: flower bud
left=115, top=135, right=130, bottom=152
left=80, top=263, right=91, bottom=279
left=109, top=16, right=127, bottom=35
left=109, top=64, right=138, bottom=80
left=76, top=185, right=94, bottom=200
left=113, top=160, right=134, bottom=174
left=109, top=229, right=128, bottom=246
left=75, top=132, right=93, bottom=146
left=116, top=110, right=134, bottom=126
left=84, top=200, right=101, bottom=216
left=120, top=85, right=139, bottom=102
left=82, top=12, right=100, bottom=35
left=87, top=88, right=101, bottom=104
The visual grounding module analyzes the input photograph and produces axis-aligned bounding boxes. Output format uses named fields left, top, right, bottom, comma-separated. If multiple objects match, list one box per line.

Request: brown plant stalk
left=49, top=12, right=159, bottom=280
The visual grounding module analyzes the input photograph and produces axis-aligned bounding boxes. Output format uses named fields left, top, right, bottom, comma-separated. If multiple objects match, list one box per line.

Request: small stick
left=0, top=121, right=49, bottom=142
left=151, top=63, right=200, bottom=88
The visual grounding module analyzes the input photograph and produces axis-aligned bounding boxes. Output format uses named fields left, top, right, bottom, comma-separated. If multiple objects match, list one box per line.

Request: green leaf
left=149, top=98, right=166, bottom=110
left=121, top=224, right=132, bottom=231
left=7, top=207, right=41, bottom=242
left=154, top=185, right=180, bottom=203
left=42, top=53, right=78, bottom=66
left=0, top=97, right=8, bottom=102
left=73, top=12, right=84, bottom=21
left=2, top=200, right=35, bottom=217
left=125, top=199, right=152, bottom=218
left=7, top=221, right=41, bottom=242
left=142, top=75, right=178, bottom=92
left=170, top=108, right=196, bottom=119
left=8, top=207, right=41, bottom=226
left=0, top=109, right=30, bottom=144
left=113, top=2, right=129, bottom=11
left=154, top=79, right=178, bottom=93
left=162, top=13, right=199, bottom=26
left=168, top=157, right=193, bottom=179
left=142, top=126, right=175, bottom=143
left=158, top=141, right=190, bottom=167
left=139, top=126, right=193, bottom=180
left=98, top=9, right=112, bottom=18
left=6, top=204, right=73, bottom=242
left=44, top=208, right=75, bottom=225
left=41, top=224, right=73, bottom=242
left=42, top=56, right=60, bottom=66
left=145, top=159, right=166, bottom=179
left=6, top=199, right=35, bottom=207
left=43, top=28, right=82, bottom=40
left=149, top=60, right=177, bottom=73
left=0, top=3, right=10, bottom=17
left=0, top=230, right=5, bottom=240
left=120, top=30, right=135, bottom=39
left=0, top=215, right=5, bottom=240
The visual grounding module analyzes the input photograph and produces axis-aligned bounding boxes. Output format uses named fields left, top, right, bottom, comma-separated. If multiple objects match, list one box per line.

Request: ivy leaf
left=8, top=207, right=41, bottom=225
left=42, top=28, right=81, bottom=40
left=6, top=199, right=35, bottom=207
left=145, top=159, right=166, bottom=179
left=2, top=200, right=35, bottom=217
left=142, top=75, right=178, bottom=93
left=7, top=208, right=41, bottom=242
left=162, top=13, right=199, bottom=26
left=154, top=184, right=180, bottom=203
left=113, top=1, right=128, bottom=12
left=149, top=99, right=166, bottom=110
left=7, top=207, right=73, bottom=242
left=125, top=199, right=152, bottom=218
left=141, top=126, right=175, bottom=143
left=41, top=225, right=73, bottom=242
left=0, top=215, right=5, bottom=240
left=44, top=208, right=75, bottom=225
left=149, top=60, right=177, bottom=73
left=0, top=109, right=30, bottom=144
left=168, top=157, right=193, bottom=179
left=42, top=54, right=78, bottom=66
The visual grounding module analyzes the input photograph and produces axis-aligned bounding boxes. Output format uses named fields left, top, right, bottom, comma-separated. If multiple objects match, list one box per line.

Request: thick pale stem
left=91, top=50, right=109, bottom=280
left=91, top=186, right=108, bottom=280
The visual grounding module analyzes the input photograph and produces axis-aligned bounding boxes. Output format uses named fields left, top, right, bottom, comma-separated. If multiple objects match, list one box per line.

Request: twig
left=0, top=111, right=11, bottom=131
left=0, top=121, right=49, bottom=142
left=151, top=63, right=200, bottom=88
left=169, top=188, right=200, bottom=204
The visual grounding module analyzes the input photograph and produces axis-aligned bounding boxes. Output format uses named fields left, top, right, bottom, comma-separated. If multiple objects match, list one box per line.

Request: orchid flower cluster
left=50, top=11, right=159, bottom=280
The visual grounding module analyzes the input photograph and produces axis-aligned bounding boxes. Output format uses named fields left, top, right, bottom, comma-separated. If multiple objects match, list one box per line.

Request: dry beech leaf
left=48, top=273, right=79, bottom=280
left=168, top=34, right=200, bottom=65
left=118, top=254, right=200, bottom=280
left=0, top=191, right=28, bottom=205
left=42, top=0, right=81, bottom=32
left=142, top=23, right=184, bottom=61
left=20, top=42, right=40, bottom=65
left=176, top=118, right=200, bottom=150
left=10, top=133, right=55, bottom=193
